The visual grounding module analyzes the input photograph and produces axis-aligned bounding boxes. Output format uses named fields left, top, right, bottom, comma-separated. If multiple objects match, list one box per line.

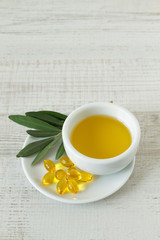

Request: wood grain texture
left=1, top=0, right=160, bottom=239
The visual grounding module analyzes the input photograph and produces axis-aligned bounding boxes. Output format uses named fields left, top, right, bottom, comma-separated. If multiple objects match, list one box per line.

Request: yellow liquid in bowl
left=70, top=115, right=131, bottom=159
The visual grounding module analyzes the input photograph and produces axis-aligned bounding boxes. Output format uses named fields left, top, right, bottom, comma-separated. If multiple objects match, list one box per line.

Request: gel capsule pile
left=42, top=157, right=93, bottom=194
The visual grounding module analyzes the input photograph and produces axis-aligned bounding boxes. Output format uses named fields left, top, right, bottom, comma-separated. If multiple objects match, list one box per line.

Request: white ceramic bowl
left=62, top=102, right=140, bottom=175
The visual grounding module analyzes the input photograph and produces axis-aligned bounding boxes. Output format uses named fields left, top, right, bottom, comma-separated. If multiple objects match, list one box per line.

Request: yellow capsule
left=44, top=159, right=55, bottom=173
left=42, top=172, right=54, bottom=185
left=68, top=179, right=79, bottom=194
left=66, top=168, right=80, bottom=180
left=79, top=172, right=92, bottom=182
left=60, top=156, right=74, bottom=167
left=57, top=178, right=68, bottom=194
left=55, top=169, right=66, bottom=180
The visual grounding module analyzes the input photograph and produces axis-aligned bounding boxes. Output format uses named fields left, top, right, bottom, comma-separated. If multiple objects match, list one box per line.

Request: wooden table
left=1, top=0, right=160, bottom=239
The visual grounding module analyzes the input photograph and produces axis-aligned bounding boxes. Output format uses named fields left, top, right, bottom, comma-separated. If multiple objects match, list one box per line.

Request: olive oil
left=70, top=115, right=131, bottom=159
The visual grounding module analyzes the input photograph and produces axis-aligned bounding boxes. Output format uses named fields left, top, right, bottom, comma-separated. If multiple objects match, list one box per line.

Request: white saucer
left=21, top=136, right=135, bottom=204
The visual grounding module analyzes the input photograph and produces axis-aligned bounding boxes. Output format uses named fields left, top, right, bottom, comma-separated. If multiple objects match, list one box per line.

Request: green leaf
left=25, top=112, right=63, bottom=127
left=27, top=130, right=60, bottom=138
left=16, top=137, right=55, bottom=157
left=37, top=111, right=67, bottom=121
left=56, top=142, right=65, bottom=160
left=8, top=115, right=60, bottom=132
left=32, top=135, right=61, bottom=165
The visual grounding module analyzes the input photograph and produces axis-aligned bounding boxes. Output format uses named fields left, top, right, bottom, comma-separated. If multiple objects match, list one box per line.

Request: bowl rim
left=62, top=102, right=141, bottom=165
